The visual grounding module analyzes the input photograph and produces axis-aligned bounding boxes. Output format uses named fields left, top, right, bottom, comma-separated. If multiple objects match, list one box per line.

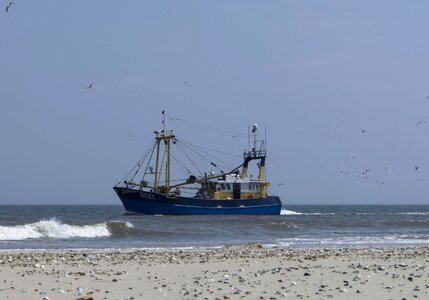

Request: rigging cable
left=176, top=141, right=217, bottom=174
left=176, top=141, right=225, bottom=172
left=178, top=139, right=237, bottom=169
left=130, top=140, right=157, bottom=183
left=167, top=113, right=247, bottom=138
left=174, top=142, right=204, bottom=175
left=179, top=139, right=241, bottom=158
left=176, top=140, right=234, bottom=172
left=156, top=144, right=167, bottom=186
left=140, top=141, right=157, bottom=183
left=170, top=150, right=191, bottom=177
left=116, top=139, right=156, bottom=185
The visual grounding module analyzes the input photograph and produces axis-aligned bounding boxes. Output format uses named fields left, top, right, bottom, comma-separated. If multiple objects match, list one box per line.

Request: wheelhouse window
left=249, top=184, right=260, bottom=191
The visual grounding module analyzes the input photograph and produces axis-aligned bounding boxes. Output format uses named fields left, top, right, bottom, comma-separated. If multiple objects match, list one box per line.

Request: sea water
left=0, top=205, right=428, bottom=250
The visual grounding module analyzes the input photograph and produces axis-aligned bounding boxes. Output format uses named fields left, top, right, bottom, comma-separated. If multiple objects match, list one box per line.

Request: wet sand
left=0, top=244, right=428, bottom=299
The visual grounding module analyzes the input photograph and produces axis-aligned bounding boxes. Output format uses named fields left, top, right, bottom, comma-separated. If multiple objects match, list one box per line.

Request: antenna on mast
left=247, top=125, right=250, bottom=152
left=264, top=123, right=267, bottom=152
left=161, top=110, right=166, bottom=133
left=252, top=124, right=258, bottom=151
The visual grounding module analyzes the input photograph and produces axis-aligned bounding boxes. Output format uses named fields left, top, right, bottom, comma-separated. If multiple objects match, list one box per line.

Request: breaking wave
left=396, top=212, right=429, bottom=215
left=275, top=234, right=429, bottom=247
left=0, top=218, right=134, bottom=241
left=280, top=209, right=302, bottom=215
left=281, top=211, right=429, bottom=216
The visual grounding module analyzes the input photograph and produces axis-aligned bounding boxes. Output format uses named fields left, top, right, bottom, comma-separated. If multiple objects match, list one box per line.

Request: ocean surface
left=0, top=205, right=428, bottom=250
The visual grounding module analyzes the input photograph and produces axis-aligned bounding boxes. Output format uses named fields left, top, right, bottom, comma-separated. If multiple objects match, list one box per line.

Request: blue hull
left=114, top=187, right=282, bottom=215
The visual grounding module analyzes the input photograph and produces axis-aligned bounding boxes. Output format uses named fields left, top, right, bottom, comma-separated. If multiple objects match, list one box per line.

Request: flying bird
left=340, top=171, right=350, bottom=175
left=416, top=121, right=427, bottom=127
left=127, top=131, right=133, bottom=138
left=5, top=2, right=14, bottom=12
left=345, top=156, right=356, bottom=159
left=415, top=165, right=420, bottom=171
left=86, top=83, right=94, bottom=89
left=183, top=81, right=191, bottom=87
left=360, top=169, right=370, bottom=178
left=360, top=128, right=366, bottom=133
left=278, top=183, right=285, bottom=186
left=384, top=167, right=392, bottom=174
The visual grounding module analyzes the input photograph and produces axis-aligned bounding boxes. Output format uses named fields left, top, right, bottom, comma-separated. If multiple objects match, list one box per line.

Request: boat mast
left=166, top=132, right=171, bottom=192
left=242, top=124, right=266, bottom=181
left=153, top=110, right=174, bottom=194
left=154, top=135, right=161, bottom=190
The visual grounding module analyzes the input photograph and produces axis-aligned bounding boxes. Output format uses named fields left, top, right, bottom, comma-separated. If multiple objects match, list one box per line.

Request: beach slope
left=0, top=245, right=428, bottom=299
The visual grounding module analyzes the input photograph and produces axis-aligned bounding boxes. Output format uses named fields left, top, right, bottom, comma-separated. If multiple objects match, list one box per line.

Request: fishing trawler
left=113, top=111, right=282, bottom=215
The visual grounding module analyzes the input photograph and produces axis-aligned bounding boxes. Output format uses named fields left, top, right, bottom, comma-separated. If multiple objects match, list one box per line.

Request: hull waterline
left=114, top=187, right=282, bottom=215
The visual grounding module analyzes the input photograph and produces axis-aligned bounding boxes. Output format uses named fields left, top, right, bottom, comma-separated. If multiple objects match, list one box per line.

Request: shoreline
left=1, top=242, right=429, bottom=252
left=0, top=244, right=428, bottom=299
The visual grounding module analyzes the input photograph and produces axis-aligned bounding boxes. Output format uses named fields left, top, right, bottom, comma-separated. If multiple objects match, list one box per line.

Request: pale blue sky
left=1, top=0, right=429, bottom=204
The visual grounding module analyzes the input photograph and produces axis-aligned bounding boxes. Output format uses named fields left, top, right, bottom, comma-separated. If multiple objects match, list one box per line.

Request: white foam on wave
left=274, top=234, right=429, bottom=247
left=0, top=218, right=133, bottom=241
left=280, top=209, right=302, bottom=215
left=282, top=211, right=429, bottom=216
left=280, top=210, right=338, bottom=216
left=357, top=212, right=429, bottom=216
left=304, top=212, right=337, bottom=215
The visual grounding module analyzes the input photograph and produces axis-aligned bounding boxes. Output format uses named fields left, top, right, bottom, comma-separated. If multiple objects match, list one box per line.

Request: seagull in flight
left=5, top=2, right=14, bottom=12
left=384, top=167, right=392, bottom=174
left=278, top=183, right=285, bottom=186
left=183, top=81, right=191, bottom=87
left=86, top=83, right=94, bottom=89
left=360, top=169, right=370, bottom=178
left=415, top=165, right=420, bottom=171
left=361, top=128, right=366, bottom=133
left=416, top=121, right=427, bottom=127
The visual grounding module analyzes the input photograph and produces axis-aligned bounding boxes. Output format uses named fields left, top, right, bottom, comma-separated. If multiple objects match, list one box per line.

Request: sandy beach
left=0, top=244, right=427, bottom=299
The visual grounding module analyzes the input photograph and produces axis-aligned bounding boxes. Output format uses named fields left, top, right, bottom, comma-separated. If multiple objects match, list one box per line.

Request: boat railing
left=243, top=149, right=266, bottom=159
